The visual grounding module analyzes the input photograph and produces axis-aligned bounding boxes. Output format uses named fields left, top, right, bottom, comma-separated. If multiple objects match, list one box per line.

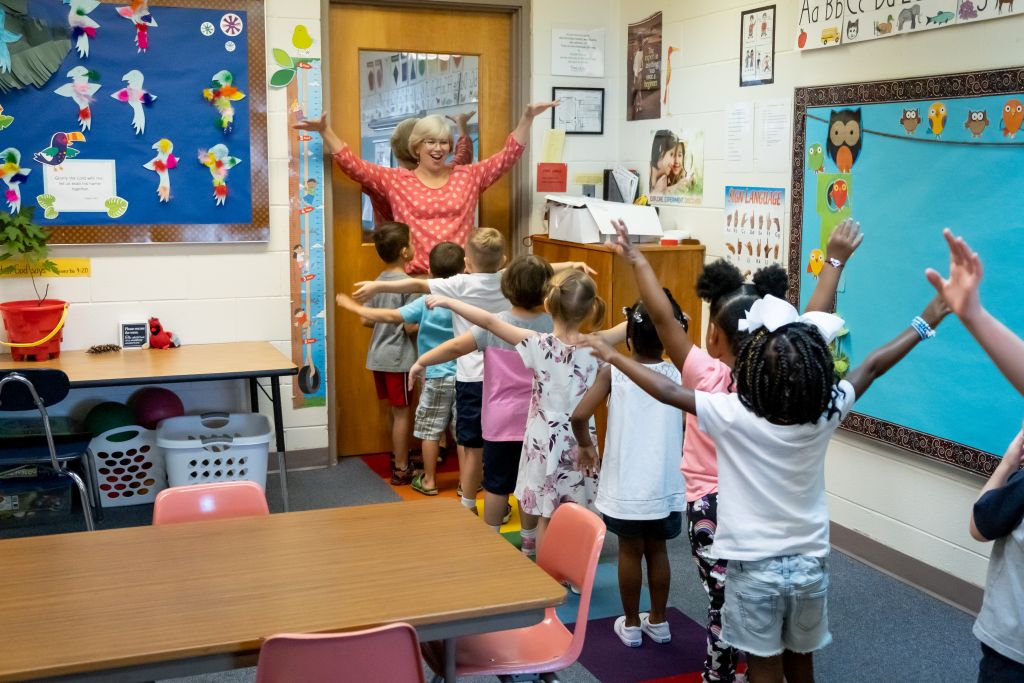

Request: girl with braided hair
left=583, top=286, right=951, bottom=683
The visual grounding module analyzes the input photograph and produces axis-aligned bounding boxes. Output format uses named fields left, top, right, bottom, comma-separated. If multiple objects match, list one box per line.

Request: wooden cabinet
left=529, top=235, right=706, bottom=344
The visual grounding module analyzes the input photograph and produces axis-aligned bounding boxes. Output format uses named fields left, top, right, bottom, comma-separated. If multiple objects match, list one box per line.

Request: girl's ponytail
left=589, top=295, right=606, bottom=329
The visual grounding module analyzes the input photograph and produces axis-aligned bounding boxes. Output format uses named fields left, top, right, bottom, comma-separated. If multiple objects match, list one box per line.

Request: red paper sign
left=536, top=163, right=568, bottom=192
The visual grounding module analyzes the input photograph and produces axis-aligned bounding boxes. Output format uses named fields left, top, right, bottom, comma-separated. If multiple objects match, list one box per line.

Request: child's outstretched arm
left=970, top=427, right=1024, bottom=542
left=596, top=321, right=628, bottom=345
left=926, top=228, right=1024, bottom=396
left=805, top=218, right=864, bottom=313
left=336, top=293, right=404, bottom=327
left=550, top=260, right=598, bottom=276
left=427, top=296, right=534, bottom=346
left=570, top=365, right=611, bottom=475
left=407, top=331, right=478, bottom=389
left=845, top=295, right=951, bottom=399
left=581, top=334, right=696, bottom=414
left=352, top=277, right=430, bottom=302
left=607, top=218, right=692, bottom=370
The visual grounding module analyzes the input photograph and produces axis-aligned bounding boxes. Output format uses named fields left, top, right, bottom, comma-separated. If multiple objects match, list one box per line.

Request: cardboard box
left=545, top=195, right=663, bottom=244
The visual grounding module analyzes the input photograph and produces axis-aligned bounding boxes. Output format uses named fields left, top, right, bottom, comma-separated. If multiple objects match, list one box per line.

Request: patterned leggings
left=687, top=492, right=738, bottom=683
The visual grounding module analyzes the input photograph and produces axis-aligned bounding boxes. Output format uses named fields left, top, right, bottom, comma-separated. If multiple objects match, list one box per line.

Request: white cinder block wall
left=2, top=0, right=328, bottom=454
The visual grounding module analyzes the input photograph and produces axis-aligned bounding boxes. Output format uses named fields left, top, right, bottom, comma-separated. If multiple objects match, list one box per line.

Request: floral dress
left=513, top=333, right=600, bottom=517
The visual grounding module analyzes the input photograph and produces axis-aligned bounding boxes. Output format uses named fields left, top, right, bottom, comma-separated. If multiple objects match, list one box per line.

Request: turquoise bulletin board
left=0, top=0, right=267, bottom=244
left=791, top=67, right=1024, bottom=476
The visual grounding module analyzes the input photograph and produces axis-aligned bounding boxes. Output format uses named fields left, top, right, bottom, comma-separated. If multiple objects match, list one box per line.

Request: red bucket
left=0, top=299, right=68, bottom=361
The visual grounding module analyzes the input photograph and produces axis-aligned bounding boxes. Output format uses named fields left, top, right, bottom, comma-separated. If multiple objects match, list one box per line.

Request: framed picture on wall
left=551, top=86, right=605, bottom=134
left=739, top=5, right=775, bottom=87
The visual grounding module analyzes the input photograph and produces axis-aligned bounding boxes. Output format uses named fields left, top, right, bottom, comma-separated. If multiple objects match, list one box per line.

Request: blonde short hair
left=466, top=227, right=506, bottom=273
left=390, top=117, right=420, bottom=166
left=407, top=115, right=453, bottom=158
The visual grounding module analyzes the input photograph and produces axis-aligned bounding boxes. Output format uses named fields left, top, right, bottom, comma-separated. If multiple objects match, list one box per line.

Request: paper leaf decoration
left=0, top=2, right=71, bottom=93
left=0, top=103, right=12, bottom=131
left=202, top=70, right=246, bottom=133
left=37, top=193, right=58, bottom=219
left=111, top=69, right=156, bottom=135
left=0, top=147, right=30, bottom=214
left=269, top=68, right=295, bottom=87
left=142, top=138, right=176, bottom=202
left=104, top=196, right=128, bottom=218
left=272, top=48, right=292, bottom=68
left=54, top=66, right=101, bottom=131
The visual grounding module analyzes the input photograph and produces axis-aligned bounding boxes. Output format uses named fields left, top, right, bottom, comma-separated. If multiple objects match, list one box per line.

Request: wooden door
left=330, top=4, right=514, bottom=456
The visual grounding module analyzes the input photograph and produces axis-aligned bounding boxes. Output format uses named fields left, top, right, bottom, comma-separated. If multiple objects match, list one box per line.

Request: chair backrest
left=255, top=623, right=425, bottom=683
left=536, top=503, right=606, bottom=665
left=0, top=370, right=70, bottom=411
left=152, top=481, right=269, bottom=525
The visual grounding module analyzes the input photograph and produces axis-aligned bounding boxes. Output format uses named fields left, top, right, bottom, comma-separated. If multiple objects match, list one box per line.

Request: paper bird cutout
left=198, top=143, right=241, bottom=205
left=111, top=69, right=156, bottom=135
left=143, top=138, right=177, bottom=202
left=67, top=0, right=100, bottom=58
left=116, top=0, right=157, bottom=53
left=0, top=8, right=22, bottom=74
left=54, top=66, right=101, bottom=131
left=0, top=148, right=30, bottom=214
left=0, top=104, right=12, bottom=131
left=202, top=70, right=245, bottom=134
left=33, top=131, right=86, bottom=170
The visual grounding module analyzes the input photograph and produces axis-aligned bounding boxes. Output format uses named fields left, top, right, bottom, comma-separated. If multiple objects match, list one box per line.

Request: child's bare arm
left=407, top=331, right=477, bottom=389
left=427, top=296, right=534, bottom=346
left=352, top=278, right=430, bottom=303
left=581, top=334, right=696, bottom=414
left=846, top=295, right=951, bottom=399
left=596, top=321, right=628, bottom=345
left=608, top=219, right=693, bottom=369
left=926, top=229, right=1024, bottom=396
left=550, top=260, right=598, bottom=276
left=571, top=365, right=611, bottom=474
left=336, top=293, right=404, bottom=324
left=805, top=218, right=864, bottom=313
left=970, top=428, right=1024, bottom=541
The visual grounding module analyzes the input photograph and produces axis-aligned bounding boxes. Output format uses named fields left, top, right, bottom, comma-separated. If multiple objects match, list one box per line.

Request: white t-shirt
left=696, top=379, right=857, bottom=560
left=598, top=363, right=686, bottom=520
left=428, top=272, right=510, bottom=382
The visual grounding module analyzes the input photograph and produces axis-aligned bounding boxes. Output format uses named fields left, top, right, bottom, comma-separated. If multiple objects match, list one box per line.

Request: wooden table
left=0, top=342, right=298, bottom=510
left=0, top=500, right=565, bottom=682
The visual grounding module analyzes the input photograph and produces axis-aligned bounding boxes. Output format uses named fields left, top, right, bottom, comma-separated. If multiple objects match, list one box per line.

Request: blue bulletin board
left=791, top=67, right=1024, bottom=476
left=0, top=0, right=267, bottom=243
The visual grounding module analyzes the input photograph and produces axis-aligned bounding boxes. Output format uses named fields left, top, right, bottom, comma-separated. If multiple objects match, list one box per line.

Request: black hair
left=650, top=130, right=679, bottom=168
left=624, top=289, right=688, bottom=359
left=695, top=259, right=787, bottom=354
left=734, top=324, right=841, bottom=425
left=373, top=221, right=411, bottom=263
left=429, top=241, right=465, bottom=279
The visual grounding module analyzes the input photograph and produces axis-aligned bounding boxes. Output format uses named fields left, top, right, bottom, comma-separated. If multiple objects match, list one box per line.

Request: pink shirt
left=681, top=346, right=733, bottom=502
left=335, top=134, right=525, bottom=274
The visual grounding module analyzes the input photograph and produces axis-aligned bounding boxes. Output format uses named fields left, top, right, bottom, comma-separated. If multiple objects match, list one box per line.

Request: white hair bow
left=737, top=295, right=846, bottom=343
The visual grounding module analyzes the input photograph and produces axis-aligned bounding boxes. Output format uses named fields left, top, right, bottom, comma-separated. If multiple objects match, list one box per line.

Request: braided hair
left=624, top=289, right=688, bottom=358
left=734, top=323, right=841, bottom=425
left=695, top=259, right=787, bottom=354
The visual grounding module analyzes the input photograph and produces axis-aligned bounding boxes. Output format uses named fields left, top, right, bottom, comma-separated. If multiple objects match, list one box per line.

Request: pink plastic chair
left=255, top=623, right=426, bottom=683
left=152, top=481, right=270, bottom=525
left=426, top=502, right=606, bottom=682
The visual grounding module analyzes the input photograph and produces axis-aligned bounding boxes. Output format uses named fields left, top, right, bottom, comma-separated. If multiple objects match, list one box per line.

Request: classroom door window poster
left=647, top=128, right=704, bottom=206
left=626, top=12, right=661, bottom=121
left=740, top=5, right=775, bottom=87
left=724, top=186, right=785, bottom=277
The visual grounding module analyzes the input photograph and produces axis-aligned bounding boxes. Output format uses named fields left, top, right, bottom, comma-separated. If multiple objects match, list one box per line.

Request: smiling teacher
left=294, top=102, right=558, bottom=274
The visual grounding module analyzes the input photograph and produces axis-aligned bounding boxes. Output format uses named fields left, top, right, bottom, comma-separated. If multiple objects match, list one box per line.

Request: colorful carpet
left=361, top=453, right=746, bottom=682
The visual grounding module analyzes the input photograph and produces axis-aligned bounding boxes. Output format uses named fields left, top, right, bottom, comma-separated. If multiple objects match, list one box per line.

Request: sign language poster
left=723, top=185, right=785, bottom=276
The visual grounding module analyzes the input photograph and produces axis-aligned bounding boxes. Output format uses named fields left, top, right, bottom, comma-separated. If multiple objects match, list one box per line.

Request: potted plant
left=0, top=207, right=67, bottom=361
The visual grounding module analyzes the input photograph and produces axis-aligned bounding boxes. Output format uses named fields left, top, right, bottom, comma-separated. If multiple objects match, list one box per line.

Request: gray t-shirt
left=471, top=310, right=553, bottom=351
left=365, top=271, right=418, bottom=373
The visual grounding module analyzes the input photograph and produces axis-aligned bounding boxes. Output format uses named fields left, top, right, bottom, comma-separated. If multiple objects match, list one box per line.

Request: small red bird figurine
left=145, top=316, right=180, bottom=349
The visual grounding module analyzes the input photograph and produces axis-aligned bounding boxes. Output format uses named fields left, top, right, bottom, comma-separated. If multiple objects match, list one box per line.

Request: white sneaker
left=639, top=613, right=671, bottom=643
left=614, top=616, right=642, bottom=647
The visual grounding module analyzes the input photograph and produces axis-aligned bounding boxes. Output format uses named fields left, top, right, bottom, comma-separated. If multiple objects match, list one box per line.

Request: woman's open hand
left=925, top=228, right=983, bottom=320
left=524, top=101, right=559, bottom=119
left=292, top=113, right=327, bottom=133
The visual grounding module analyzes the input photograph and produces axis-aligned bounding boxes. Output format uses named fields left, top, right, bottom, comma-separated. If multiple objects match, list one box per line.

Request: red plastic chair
left=426, top=502, right=606, bottom=682
left=255, top=623, right=426, bottom=683
left=152, top=481, right=269, bottom=525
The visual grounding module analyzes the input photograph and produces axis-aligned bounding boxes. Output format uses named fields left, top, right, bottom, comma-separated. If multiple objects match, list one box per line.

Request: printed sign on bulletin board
left=0, top=0, right=268, bottom=244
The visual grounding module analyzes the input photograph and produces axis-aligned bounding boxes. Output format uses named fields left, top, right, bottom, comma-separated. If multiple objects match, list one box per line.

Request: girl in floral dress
left=425, top=269, right=605, bottom=550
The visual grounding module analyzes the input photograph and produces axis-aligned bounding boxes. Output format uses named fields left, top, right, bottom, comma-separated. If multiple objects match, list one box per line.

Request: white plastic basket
left=157, top=413, right=272, bottom=488
left=88, top=426, right=167, bottom=507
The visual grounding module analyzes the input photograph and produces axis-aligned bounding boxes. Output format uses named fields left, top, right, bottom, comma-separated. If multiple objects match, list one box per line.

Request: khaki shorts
left=413, top=375, right=456, bottom=441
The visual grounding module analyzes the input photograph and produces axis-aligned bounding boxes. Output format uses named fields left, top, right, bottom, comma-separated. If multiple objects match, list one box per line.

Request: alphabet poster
left=795, top=0, right=1021, bottom=51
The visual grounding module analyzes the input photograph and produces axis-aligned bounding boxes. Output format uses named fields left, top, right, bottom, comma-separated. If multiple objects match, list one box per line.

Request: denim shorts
left=720, top=554, right=831, bottom=657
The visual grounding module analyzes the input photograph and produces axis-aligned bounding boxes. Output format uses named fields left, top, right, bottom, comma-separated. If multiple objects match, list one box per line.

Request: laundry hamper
left=157, top=413, right=272, bottom=488
left=88, top=426, right=166, bottom=507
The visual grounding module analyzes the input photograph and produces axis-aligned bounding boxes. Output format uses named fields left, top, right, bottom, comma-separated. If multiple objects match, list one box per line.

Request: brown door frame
left=319, top=0, right=531, bottom=461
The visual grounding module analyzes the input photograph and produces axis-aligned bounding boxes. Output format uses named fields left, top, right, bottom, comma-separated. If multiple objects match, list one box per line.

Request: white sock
left=489, top=524, right=501, bottom=533
left=461, top=496, right=476, bottom=510
left=520, top=527, right=537, bottom=541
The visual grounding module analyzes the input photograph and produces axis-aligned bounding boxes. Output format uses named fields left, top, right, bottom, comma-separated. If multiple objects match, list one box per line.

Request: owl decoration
left=899, top=108, right=921, bottom=135
left=964, top=110, right=989, bottom=138
left=826, top=109, right=862, bottom=173
left=1001, top=98, right=1023, bottom=139
left=927, top=102, right=947, bottom=137
left=807, top=249, right=825, bottom=278
left=806, top=143, right=824, bottom=173
left=827, top=178, right=849, bottom=212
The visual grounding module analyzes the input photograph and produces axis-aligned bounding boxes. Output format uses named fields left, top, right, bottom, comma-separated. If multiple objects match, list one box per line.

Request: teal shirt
left=399, top=297, right=456, bottom=379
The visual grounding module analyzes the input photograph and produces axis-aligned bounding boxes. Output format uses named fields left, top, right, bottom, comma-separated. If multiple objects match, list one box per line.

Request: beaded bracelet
left=911, top=316, right=935, bottom=340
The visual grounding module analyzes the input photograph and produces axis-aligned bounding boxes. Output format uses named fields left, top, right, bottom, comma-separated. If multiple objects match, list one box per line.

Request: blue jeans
left=721, top=554, right=831, bottom=657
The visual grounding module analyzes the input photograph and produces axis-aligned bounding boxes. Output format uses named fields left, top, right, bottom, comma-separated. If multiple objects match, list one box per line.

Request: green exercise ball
left=84, top=402, right=136, bottom=437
